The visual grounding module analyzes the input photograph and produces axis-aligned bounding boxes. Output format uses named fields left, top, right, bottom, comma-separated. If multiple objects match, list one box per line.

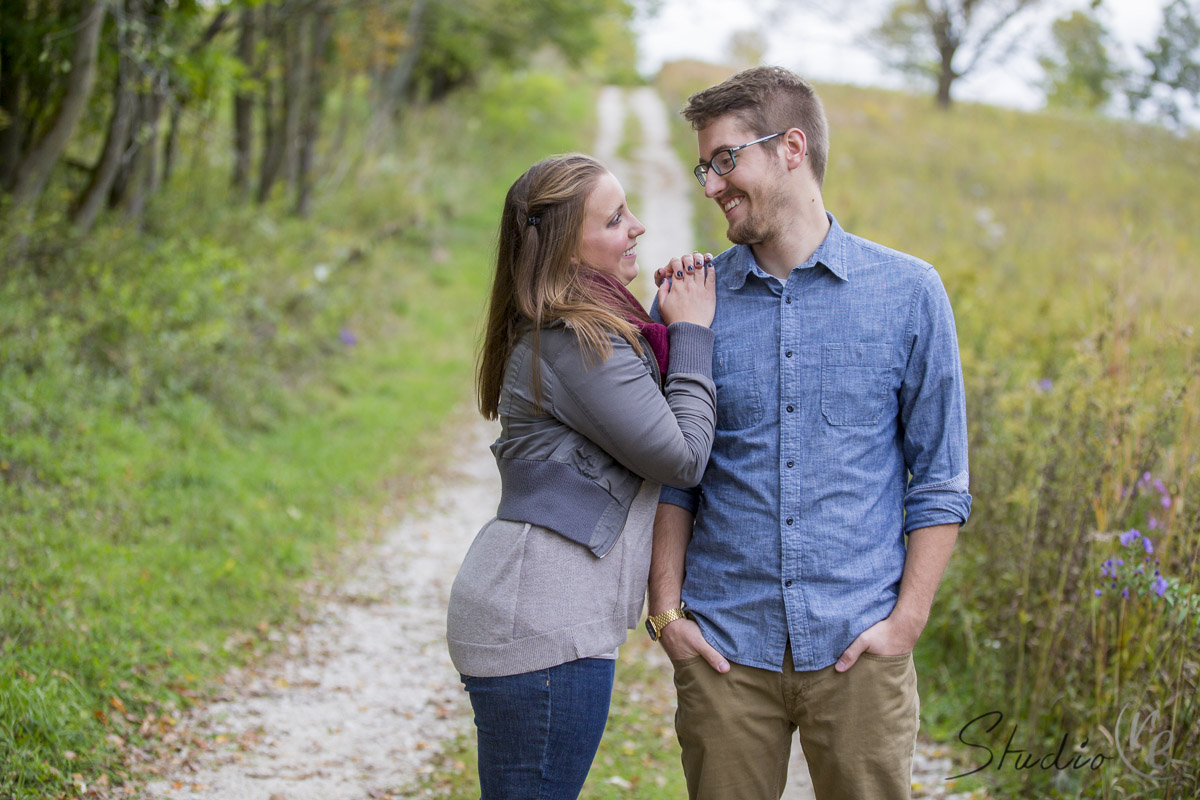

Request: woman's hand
left=657, top=251, right=715, bottom=328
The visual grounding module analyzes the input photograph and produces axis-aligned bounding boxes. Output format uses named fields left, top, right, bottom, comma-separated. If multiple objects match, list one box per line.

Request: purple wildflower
left=1095, top=589, right=1103, bottom=597
left=1153, top=479, right=1166, bottom=494
left=1153, top=576, right=1168, bottom=597
left=1143, top=537, right=1154, bottom=555
left=1120, top=529, right=1141, bottom=546
left=1161, top=495, right=1172, bottom=509
left=1122, top=587, right=1130, bottom=599
left=1039, top=378, right=1054, bottom=392
left=339, top=327, right=358, bottom=347
left=1149, top=517, right=1159, bottom=530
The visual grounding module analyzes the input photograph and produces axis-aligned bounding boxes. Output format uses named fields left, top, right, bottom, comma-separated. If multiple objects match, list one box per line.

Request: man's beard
left=724, top=183, right=788, bottom=246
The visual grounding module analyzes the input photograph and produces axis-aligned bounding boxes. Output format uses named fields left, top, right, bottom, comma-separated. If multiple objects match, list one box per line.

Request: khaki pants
left=673, top=648, right=919, bottom=800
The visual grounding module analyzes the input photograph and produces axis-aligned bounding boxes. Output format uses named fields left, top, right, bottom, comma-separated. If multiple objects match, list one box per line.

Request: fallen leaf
left=110, top=696, right=128, bottom=715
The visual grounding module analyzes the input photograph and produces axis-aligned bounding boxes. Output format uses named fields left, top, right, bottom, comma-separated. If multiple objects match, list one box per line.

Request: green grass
left=0, top=68, right=595, bottom=799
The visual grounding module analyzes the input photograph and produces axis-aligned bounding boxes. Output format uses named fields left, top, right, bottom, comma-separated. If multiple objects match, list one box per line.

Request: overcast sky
left=634, top=0, right=1168, bottom=111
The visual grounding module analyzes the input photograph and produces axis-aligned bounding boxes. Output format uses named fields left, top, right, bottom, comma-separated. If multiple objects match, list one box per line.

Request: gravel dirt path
left=143, top=417, right=499, bottom=799
left=144, top=86, right=977, bottom=800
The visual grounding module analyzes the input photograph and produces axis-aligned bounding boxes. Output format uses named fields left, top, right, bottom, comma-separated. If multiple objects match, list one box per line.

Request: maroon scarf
left=586, top=270, right=670, bottom=377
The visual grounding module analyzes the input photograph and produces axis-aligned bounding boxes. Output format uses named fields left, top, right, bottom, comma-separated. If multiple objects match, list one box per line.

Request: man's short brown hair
left=683, top=66, right=829, bottom=187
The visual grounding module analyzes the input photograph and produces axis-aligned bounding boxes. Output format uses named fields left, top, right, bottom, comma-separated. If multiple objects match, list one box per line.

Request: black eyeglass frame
left=693, top=131, right=787, bottom=187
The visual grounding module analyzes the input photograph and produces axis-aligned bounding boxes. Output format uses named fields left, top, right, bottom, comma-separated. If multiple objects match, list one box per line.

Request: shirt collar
left=721, top=212, right=850, bottom=291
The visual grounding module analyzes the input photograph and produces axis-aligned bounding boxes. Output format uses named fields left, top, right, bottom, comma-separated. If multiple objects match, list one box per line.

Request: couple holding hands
left=447, top=66, right=972, bottom=800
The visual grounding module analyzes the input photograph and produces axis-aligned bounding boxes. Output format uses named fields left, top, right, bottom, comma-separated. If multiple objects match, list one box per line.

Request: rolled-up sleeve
left=658, top=484, right=700, bottom=514
left=900, top=269, right=972, bottom=533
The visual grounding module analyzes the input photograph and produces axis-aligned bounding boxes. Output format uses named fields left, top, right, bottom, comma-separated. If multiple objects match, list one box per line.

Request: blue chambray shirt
left=653, top=213, right=971, bottom=672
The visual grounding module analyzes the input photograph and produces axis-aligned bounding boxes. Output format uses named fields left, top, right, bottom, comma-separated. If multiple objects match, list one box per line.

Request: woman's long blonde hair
left=477, top=154, right=647, bottom=419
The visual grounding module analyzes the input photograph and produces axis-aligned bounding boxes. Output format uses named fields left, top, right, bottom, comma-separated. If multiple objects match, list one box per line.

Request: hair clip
left=527, top=216, right=541, bottom=227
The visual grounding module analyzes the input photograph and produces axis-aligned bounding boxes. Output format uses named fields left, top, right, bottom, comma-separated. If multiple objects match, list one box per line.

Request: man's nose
left=703, top=172, right=725, bottom=199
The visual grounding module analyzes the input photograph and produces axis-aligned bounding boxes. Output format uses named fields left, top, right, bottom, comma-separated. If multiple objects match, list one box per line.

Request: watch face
left=645, top=619, right=658, bottom=641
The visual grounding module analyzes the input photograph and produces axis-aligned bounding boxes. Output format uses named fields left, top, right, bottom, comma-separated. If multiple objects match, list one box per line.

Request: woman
left=446, top=153, right=717, bottom=798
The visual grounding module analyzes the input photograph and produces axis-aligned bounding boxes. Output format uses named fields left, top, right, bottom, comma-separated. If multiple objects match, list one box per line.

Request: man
left=645, top=66, right=972, bottom=800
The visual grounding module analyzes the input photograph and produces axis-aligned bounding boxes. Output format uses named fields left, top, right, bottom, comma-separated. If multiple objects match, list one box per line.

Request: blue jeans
left=462, top=658, right=615, bottom=799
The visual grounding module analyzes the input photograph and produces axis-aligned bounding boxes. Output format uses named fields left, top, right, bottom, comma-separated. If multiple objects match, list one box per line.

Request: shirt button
left=786, top=405, right=794, bottom=413
left=785, top=350, right=793, bottom=358
left=786, top=517, right=794, bottom=525
left=785, top=579, right=793, bottom=587
left=787, top=460, right=794, bottom=468
left=785, top=296, right=792, bottom=304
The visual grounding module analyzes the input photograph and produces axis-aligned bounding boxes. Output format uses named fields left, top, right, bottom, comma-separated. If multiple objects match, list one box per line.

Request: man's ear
left=782, top=128, right=808, bottom=171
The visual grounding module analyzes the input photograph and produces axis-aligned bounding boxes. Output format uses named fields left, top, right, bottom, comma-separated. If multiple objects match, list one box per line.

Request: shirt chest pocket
left=820, top=343, right=894, bottom=426
left=714, top=345, right=763, bottom=431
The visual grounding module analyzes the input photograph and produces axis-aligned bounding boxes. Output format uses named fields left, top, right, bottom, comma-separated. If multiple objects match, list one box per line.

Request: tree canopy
left=1127, top=0, right=1200, bottom=127
left=868, top=0, right=1047, bottom=108
left=1039, top=9, right=1117, bottom=111
left=0, top=0, right=639, bottom=240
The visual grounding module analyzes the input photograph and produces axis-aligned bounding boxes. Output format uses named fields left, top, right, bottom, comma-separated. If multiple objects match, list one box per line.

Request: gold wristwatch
left=645, top=607, right=688, bottom=641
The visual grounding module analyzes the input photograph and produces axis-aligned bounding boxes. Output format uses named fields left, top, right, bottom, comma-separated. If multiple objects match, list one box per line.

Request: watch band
left=646, top=607, right=688, bottom=641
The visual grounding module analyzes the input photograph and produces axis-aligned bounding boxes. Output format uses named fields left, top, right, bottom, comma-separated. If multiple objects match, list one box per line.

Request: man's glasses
left=693, top=132, right=786, bottom=187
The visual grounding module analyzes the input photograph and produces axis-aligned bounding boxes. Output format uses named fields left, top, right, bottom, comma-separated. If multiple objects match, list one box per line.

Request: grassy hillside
left=0, top=70, right=595, bottom=799
left=5, top=58, right=1198, bottom=800
left=657, top=62, right=1200, bottom=798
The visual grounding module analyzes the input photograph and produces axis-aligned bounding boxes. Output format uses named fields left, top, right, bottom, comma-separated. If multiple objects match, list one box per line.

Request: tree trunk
left=9, top=0, right=107, bottom=210
left=71, top=59, right=137, bottom=232
left=936, top=61, right=955, bottom=109
left=256, top=7, right=283, bottom=204
left=366, top=0, right=428, bottom=152
left=932, top=10, right=959, bottom=111
left=162, top=101, right=182, bottom=184
left=122, top=78, right=166, bottom=223
left=0, top=0, right=28, bottom=192
left=232, top=7, right=256, bottom=195
left=281, top=12, right=304, bottom=188
left=295, top=6, right=332, bottom=217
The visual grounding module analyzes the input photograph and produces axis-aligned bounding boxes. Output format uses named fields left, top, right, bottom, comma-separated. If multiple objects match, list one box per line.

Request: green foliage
left=580, top=10, right=644, bottom=86
left=1128, top=0, right=1200, bottom=128
left=0, top=67, right=595, bottom=799
left=866, top=0, right=1045, bottom=107
left=869, top=0, right=940, bottom=84
left=412, top=0, right=637, bottom=99
left=658, top=65, right=1200, bottom=796
left=1040, top=10, right=1116, bottom=111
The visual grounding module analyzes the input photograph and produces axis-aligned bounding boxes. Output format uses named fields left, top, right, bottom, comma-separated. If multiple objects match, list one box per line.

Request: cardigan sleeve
left=544, top=325, right=716, bottom=488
